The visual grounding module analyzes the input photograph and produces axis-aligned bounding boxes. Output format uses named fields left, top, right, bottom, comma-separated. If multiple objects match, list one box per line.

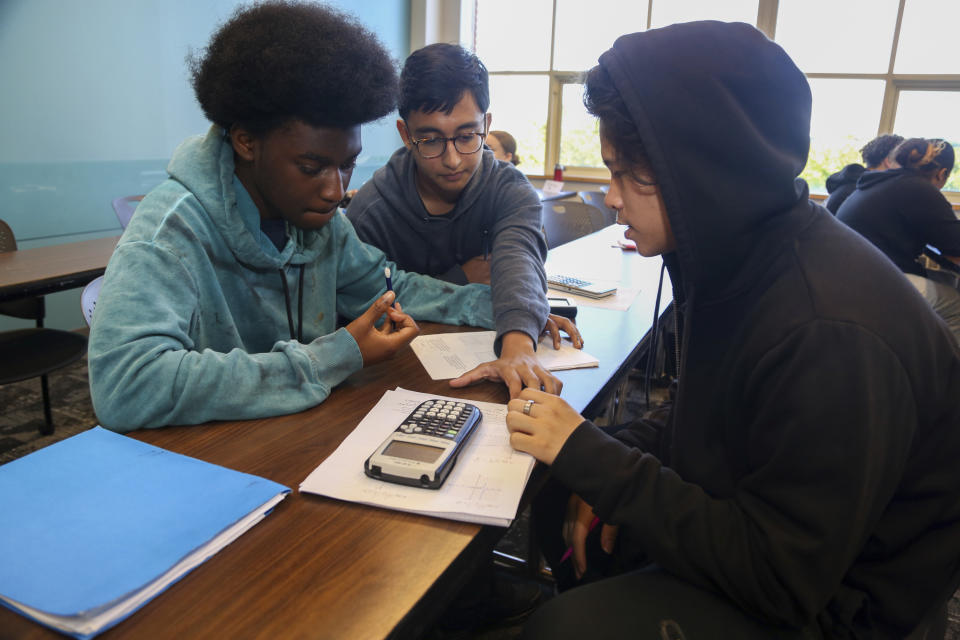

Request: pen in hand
left=384, top=267, right=396, bottom=308
left=560, top=516, right=601, bottom=564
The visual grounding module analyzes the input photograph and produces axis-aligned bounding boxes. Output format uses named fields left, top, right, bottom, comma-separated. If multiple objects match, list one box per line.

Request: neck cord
left=279, top=265, right=305, bottom=342
left=644, top=261, right=667, bottom=409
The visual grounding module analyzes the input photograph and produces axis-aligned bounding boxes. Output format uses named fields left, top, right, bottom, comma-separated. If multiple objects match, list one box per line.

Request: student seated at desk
left=487, top=130, right=521, bottom=166
left=824, top=133, right=902, bottom=215
left=346, top=44, right=580, bottom=399
left=837, top=138, right=960, bottom=344
left=503, top=22, right=960, bottom=639
left=87, top=2, right=495, bottom=431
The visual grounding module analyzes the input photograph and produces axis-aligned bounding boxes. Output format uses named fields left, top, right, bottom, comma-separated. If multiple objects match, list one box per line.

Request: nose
left=319, top=167, right=346, bottom=204
left=440, top=141, right=462, bottom=169
left=604, top=185, right=623, bottom=219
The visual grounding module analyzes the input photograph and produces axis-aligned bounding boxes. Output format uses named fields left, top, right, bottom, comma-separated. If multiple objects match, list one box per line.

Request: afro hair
left=188, top=1, right=398, bottom=134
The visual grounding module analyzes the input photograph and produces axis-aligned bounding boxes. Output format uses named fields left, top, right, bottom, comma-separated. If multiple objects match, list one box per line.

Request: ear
left=484, top=112, right=492, bottom=133
left=230, top=125, right=257, bottom=163
left=396, top=119, right=413, bottom=150
left=936, top=167, right=950, bottom=188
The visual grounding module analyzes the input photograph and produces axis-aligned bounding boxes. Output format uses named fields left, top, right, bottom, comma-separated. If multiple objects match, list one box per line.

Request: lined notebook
left=0, top=427, right=289, bottom=639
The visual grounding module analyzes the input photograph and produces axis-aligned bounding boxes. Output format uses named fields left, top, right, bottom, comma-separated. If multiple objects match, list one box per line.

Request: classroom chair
left=112, top=195, right=144, bottom=230
left=81, top=275, right=104, bottom=327
left=578, top=190, right=618, bottom=227
left=0, top=219, right=88, bottom=435
left=540, top=201, right=610, bottom=249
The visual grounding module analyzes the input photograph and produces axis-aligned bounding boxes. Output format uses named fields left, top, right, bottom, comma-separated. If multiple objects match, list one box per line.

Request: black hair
left=895, top=138, right=956, bottom=177
left=583, top=64, right=652, bottom=175
left=188, top=1, right=398, bottom=135
left=399, top=43, right=489, bottom=120
left=860, top=134, right=904, bottom=168
left=490, top=130, right=520, bottom=166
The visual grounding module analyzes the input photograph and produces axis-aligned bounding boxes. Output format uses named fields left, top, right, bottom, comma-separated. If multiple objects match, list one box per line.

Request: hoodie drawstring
left=279, top=265, right=305, bottom=342
left=643, top=261, right=667, bottom=408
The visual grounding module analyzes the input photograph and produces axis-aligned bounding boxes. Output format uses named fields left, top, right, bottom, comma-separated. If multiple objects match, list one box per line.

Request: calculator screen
left=383, top=440, right=445, bottom=463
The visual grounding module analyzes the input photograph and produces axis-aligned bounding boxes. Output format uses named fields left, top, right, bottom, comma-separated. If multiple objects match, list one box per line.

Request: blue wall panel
left=0, top=0, right=410, bottom=330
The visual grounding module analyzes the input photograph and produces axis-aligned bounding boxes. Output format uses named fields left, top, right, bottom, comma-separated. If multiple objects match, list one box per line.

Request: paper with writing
left=299, top=388, right=534, bottom=527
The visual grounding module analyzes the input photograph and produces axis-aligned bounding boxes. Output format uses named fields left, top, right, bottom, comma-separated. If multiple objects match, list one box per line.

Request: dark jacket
left=346, top=147, right=548, bottom=348
left=837, top=168, right=960, bottom=276
left=824, top=163, right=865, bottom=214
left=550, top=21, right=960, bottom=638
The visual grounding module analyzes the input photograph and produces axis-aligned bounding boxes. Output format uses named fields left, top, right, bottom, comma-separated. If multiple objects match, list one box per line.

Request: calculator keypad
left=399, top=399, right=476, bottom=441
left=548, top=274, right=592, bottom=288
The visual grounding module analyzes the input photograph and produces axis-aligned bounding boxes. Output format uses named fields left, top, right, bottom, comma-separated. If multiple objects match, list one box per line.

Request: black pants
left=527, top=476, right=823, bottom=640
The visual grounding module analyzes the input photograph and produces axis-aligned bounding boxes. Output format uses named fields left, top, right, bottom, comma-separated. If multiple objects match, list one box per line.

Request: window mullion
left=877, top=0, right=906, bottom=135
left=756, top=0, right=779, bottom=39
left=544, top=74, right=563, bottom=175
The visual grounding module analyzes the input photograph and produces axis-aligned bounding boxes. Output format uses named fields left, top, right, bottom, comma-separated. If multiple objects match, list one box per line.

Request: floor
left=2, top=360, right=959, bottom=639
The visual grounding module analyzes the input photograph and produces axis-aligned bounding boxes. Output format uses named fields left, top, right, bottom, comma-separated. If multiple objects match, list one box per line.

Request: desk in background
left=535, top=188, right=577, bottom=202
left=0, top=235, right=119, bottom=303
left=1, top=225, right=669, bottom=639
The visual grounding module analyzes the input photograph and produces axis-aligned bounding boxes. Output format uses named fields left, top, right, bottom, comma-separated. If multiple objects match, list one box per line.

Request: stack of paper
left=300, top=388, right=535, bottom=526
left=410, top=331, right=599, bottom=380
left=0, top=427, right=289, bottom=638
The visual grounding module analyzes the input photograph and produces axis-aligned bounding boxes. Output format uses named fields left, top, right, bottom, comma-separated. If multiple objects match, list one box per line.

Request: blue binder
left=0, top=426, right=289, bottom=638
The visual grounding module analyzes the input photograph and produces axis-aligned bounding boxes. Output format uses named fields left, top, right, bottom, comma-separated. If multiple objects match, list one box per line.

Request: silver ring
left=522, top=399, right=535, bottom=416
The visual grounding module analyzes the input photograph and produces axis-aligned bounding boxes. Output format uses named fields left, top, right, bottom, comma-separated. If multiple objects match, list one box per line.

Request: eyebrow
left=297, top=151, right=360, bottom=164
left=413, top=122, right=484, bottom=137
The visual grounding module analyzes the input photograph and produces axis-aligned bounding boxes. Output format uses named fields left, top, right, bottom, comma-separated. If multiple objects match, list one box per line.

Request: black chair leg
left=39, top=373, right=54, bottom=436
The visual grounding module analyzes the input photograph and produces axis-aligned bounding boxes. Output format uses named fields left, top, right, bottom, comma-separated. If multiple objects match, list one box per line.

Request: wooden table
left=0, top=235, right=119, bottom=303
left=2, top=225, right=670, bottom=639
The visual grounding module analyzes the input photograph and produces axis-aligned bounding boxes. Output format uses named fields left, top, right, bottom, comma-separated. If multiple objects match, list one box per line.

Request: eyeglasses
left=410, top=131, right=487, bottom=159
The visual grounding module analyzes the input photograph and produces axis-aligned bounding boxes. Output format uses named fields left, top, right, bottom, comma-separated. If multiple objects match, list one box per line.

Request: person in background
left=824, top=133, right=903, bottom=214
left=837, top=137, right=960, bottom=342
left=347, top=43, right=580, bottom=400
left=487, top=130, right=521, bottom=166
left=503, top=22, right=960, bottom=639
left=87, top=2, right=496, bottom=431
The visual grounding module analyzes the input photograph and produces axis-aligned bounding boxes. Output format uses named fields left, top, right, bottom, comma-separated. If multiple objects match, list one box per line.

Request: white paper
left=409, top=331, right=598, bottom=380
left=299, top=388, right=535, bottom=527
left=541, top=179, right=564, bottom=195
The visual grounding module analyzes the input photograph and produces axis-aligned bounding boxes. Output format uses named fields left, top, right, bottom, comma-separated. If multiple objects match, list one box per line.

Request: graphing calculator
left=364, top=399, right=483, bottom=489
left=547, top=274, right=616, bottom=299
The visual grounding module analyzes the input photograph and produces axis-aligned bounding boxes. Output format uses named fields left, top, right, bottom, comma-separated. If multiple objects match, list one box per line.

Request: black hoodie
left=837, top=167, right=960, bottom=276
left=824, top=163, right=866, bottom=214
left=549, top=22, right=960, bottom=638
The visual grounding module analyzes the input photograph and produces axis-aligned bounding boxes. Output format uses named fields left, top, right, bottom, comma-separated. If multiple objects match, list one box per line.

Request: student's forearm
left=90, top=330, right=363, bottom=431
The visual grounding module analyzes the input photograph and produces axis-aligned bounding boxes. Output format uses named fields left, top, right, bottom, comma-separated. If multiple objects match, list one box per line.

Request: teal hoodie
left=88, top=126, right=494, bottom=431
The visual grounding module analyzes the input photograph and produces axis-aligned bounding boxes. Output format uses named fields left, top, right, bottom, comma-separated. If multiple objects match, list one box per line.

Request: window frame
left=461, top=0, right=960, bottom=196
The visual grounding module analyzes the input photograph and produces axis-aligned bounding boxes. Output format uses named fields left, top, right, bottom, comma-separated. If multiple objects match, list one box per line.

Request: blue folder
left=0, top=426, right=290, bottom=638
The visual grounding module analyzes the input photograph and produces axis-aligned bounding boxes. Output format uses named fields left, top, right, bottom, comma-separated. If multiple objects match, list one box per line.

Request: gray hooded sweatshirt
left=346, top=147, right=548, bottom=350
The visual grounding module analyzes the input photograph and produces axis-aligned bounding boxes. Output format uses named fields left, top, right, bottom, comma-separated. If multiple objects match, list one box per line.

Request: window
left=467, top=0, right=960, bottom=196
left=896, top=91, right=960, bottom=191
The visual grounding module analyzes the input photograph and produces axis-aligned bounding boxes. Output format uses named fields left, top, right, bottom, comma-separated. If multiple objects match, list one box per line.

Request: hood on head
left=598, top=21, right=812, bottom=297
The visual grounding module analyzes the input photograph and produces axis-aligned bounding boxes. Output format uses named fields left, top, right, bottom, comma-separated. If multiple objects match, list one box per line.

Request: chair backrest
left=540, top=201, right=610, bottom=249
left=81, top=275, right=104, bottom=327
left=112, top=195, right=145, bottom=229
left=0, top=219, right=43, bottom=321
left=0, top=218, right=17, bottom=252
left=578, top=191, right=618, bottom=227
